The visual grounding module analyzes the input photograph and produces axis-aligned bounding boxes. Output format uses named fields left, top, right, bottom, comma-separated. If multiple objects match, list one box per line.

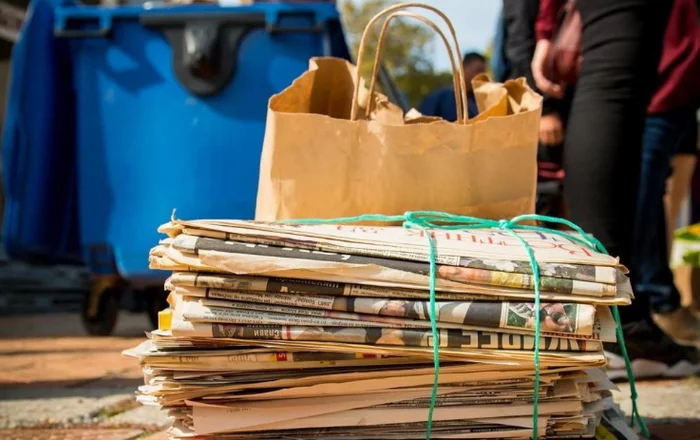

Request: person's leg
left=635, top=110, right=700, bottom=346
left=667, top=118, right=699, bottom=249
left=635, top=114, right=681, bottom=313
left=564, top=0, right=671, bottom=322
left=667, top=154, right=697, bottom=246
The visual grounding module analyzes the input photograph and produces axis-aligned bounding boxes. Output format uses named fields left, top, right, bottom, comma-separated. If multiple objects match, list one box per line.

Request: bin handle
left=266, top=23, right=323, bottom=33
left=142, top=13, right=266, bottom=96
left=54, top=28, right=110, bottom=38
left=265, top=8, right=325, bottom=34
left=54, top=13, right=113, bottom=39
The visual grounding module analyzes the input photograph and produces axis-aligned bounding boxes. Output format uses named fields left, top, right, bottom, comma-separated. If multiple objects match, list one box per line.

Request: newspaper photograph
left=171, top=234, right=617, bottom=297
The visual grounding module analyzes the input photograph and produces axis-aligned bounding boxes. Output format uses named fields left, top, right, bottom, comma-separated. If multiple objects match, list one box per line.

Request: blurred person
left=630, top=0, right=700, bottom=348
left=417, top=52, right=485, bottom=121
left=666, top=121, right=699, bottom=251
left=489, top=10, right=509, bottom=84
left=533, top=0, right=700, bottom=378
left=497, top=0, right=573, bottom=220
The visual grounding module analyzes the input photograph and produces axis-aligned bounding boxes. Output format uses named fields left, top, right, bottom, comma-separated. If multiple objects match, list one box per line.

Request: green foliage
left=339, top=0, right=454, bottom=108
left=484, top=38, right=494, bottom=78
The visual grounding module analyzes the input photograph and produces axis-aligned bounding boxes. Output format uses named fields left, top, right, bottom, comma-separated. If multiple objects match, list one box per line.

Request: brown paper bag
left=255, top=3, right=542, bottom=222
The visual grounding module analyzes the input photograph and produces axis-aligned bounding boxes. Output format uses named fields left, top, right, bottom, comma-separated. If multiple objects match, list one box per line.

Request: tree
left=484, top=38, right=495, bottom=78
left=339, top=0, right=453, bottom=108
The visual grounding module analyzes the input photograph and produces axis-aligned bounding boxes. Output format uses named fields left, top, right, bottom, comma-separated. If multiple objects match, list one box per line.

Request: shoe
left=652, top=306, right=700, bottom=349
left=604, top=319, right=700, bottom=381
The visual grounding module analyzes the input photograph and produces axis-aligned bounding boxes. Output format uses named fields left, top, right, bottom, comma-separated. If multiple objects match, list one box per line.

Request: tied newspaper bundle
left=124, top=216, right=638, bottom=439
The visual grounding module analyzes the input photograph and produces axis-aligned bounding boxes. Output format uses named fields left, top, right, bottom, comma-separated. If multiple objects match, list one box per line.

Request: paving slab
left=613, top=379, right=700, bottom=422
left=0, top=393, right=135, bottom=429
left=0, top=312, right=152, bottom=339
left=141, top=431, right=169, bottom=440
left=0, top=313, right=150, bottom=429
left=0, top=337, right=143, bottom=386
left=0, top=428, right=144, bottom=440
left=106, top=405, right=170, bottom=428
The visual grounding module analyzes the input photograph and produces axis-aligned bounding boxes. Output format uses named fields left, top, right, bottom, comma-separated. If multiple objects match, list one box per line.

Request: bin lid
left=54, top=0, right=341, bottom=33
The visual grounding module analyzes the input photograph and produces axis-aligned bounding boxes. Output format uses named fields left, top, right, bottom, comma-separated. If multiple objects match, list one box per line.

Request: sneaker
left=604, top=319, right=700, bottom=381
left=652, top=306, right=700, bottom=349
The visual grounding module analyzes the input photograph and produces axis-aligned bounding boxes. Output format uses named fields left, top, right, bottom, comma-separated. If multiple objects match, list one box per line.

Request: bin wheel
left=145, top=287, right=168, bottom=330
left=82, top=281, right=121, bottom=336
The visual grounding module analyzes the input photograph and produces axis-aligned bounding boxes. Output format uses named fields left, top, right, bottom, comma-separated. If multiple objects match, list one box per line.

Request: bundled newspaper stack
left=125, top=217, right=637, bottom=439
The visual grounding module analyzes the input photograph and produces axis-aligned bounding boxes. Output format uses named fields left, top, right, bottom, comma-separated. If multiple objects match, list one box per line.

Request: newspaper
left=155, top=244, right=634, bottom=305
left=127, top=213, right=638, bottom=440
left=181, top=225, right=622, bottom=285
left=182, top=223, right=627, bottom=288
left=169, top=422, right=538, bottom=440
left=127, top=344, right=426, bottom=372
left=166, top=272, right=505, bottom=301
left=150, top=245, right=225, bottom=273
left=163, top=270, right=630, bottom=307
left=141, top=362, right=568, bottom=404
left=162, top=219, right=623, bottom=270
left=189, top=400, right=576, bottom=436
left=174, top=286, right=597, bottom=336
left=147, top=325, right=608, bottom=364
left=171, top=234, right=618, bottom=297
left=595, top=398, right=638, bottom=440
left=170, top=321, right=602, bottom=352
left=180, top=299, right=454, bottom=330
left=179, top=296, right=614, bottom=342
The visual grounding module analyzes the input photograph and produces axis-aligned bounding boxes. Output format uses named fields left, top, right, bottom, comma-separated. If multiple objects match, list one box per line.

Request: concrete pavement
left=0, top=312, right=168, bottom=439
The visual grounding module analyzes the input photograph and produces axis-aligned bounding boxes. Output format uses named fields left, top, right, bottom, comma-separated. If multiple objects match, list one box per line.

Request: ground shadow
left=647, top=418, right=700, bottom=440
left=0, top=312, right=152, bottom=338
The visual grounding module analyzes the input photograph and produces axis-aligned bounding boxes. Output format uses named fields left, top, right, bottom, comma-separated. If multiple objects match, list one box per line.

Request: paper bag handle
left=350, top=3, right=468, bottom=123
left=366, top=12, right=465, bottom=122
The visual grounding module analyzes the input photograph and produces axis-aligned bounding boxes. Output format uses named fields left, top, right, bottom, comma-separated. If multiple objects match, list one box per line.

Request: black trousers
left=563, top=0, right=672, bottom=322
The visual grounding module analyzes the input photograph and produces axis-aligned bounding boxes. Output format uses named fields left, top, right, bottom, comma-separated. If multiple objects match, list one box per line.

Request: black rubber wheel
left=81, top=286, right=120, bottom=336
left=145, top=287, right=169, bottom=330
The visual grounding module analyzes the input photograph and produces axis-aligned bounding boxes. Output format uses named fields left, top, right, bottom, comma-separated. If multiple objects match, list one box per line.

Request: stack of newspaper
left=125, top=217, right=637, bottom=439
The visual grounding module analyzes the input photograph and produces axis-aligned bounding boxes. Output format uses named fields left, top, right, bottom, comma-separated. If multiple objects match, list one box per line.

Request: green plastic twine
left=282, top=211, right=648, bottom=439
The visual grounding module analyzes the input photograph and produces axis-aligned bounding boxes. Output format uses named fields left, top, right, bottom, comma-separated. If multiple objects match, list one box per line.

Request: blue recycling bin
left=2, top=0, right=82, bottom=265
left=53, top=1, right=348, bottom=286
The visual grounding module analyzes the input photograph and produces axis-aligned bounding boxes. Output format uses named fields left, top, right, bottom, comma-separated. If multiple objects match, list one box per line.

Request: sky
left=345, top=0, right=502, bottom=71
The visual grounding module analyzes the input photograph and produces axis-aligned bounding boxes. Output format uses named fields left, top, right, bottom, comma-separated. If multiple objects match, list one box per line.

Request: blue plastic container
left=55, top=1, right=347, bottom=285
left=2, top=0, right=83, bottom=264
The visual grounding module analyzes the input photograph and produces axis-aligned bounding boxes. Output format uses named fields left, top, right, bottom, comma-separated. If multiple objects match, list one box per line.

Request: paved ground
left=1, top=313, right=699, bottom=439
left=0, top=313, right=169, bottom=439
